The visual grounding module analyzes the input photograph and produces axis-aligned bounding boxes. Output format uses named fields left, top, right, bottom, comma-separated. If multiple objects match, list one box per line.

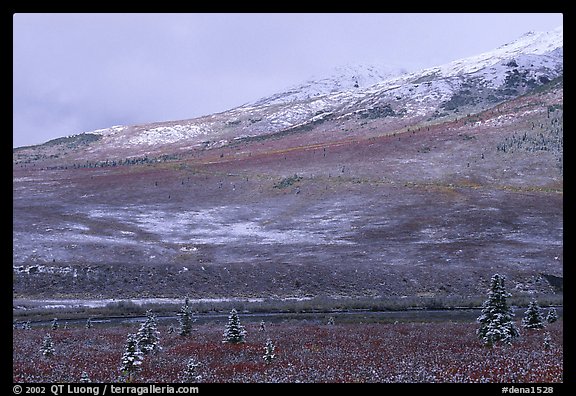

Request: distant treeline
left=18, top=154, right=183, bottom=171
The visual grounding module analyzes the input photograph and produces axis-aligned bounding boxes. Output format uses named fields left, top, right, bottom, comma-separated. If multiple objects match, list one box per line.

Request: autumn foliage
left=13, top=320, right=562, bottom=383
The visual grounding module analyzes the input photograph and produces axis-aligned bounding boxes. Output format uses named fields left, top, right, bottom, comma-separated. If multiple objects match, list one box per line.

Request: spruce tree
left=546, top=307, right=558, bottom=324
left=263, top=339, right=276, bottom=364
left=177, top=298, right=196, bottom=336
left=543, top=332, right=552, bottom=350
left=182, top=358, right=201, bottom=382
left=120, top=333, right=144, bottom=382
left=137, top=310, right=161, bottom=354
left=40, top=334, right=55, bottom=357
left=51, top=318, right=59, bottom=330
left=522, top=300, right=545, bottom=329
left=86, top=318, right=93, bottom=329
left=477, top=274, right=519, bottom=346
left=223, top=308, right=246, bottom=344
left=79, top=371, right=91, bottom=383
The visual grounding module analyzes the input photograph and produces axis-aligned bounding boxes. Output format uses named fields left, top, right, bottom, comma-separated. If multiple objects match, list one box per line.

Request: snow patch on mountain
left=125, top=124, right=211, bottom=146
left=249, top=63, right=410, bottom=108
left=421, top=26, right=562, bottom=80
left=90, top=125, right=127, bottom=136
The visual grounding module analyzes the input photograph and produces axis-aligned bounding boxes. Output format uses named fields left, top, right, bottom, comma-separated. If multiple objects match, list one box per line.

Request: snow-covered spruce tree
left=543, top=332, right=552, bottom=350
left=477, top=274, right=520, bottom=346
left=86, top=318, right=92, bottom=329
left=522, top=300, right=545, bottom=329
left=137, top=310, right=161, bottom=354
left=120, top=333, right=144, bottom=382
left=263, top=339, right=276, bottom=364
left=182, top=357, right=202, bottom=382
left=51, top=318, right=59, bottom=330
left=177, top=298, right=196, bottom=336
left=40, top=334, right=55, bottom=357
left=223, top=308, right=246, bottom=344
left=546, top=307, right=558, bottom=324
left=79, top=371, right=91, bottom=383
left=259, top=320, right=266, bottom=332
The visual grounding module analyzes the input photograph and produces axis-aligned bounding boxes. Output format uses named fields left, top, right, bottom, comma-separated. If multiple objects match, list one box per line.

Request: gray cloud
left=13, top=13, right=562, bottom=147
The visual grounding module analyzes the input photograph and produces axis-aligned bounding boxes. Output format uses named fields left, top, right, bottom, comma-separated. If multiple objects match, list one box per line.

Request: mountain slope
left=13, top=79, right=563, bottom=299
left=13, top=26, right=563, bottom=167
left=13, top=27, right=563, bottom=302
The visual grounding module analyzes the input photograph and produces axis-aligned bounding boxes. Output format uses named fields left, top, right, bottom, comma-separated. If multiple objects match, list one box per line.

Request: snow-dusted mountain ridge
left=249, top=63, right=411, bottom=107
left=15, top=26, right=563, bottom=161
left=427, top=25, right=562, bottom=79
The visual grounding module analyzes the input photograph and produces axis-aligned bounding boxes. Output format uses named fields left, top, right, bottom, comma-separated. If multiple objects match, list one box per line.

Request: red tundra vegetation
left=13, top=320, right=562, bottom=383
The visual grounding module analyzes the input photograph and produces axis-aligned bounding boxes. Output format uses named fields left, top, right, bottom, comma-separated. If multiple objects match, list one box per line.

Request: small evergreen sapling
left=546, top=307, right=558, bottom=324
left=40, top=334, right=55, bottom=357
left=182, top=358, right=201, bottom=382
left=178, top=298, right=196, bottom=336
left=263, top=339, right=276, bottom=364
left=51, top=318, right=59, bottom=330
left=79, top=371, right=91, bottom=383
left=223, top=308, right=246, bottom=344
left=522, top=300, right=545, bottom=329
left=543, top=332, right=552, bottom=350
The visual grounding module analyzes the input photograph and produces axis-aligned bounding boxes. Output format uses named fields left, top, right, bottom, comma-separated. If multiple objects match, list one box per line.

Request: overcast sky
left=13, top=13, right=563, bottom=148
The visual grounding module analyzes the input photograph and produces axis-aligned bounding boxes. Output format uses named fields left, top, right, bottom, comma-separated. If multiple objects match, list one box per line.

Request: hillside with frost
left=13, top=26, right=562, bottom=165
left=13, top=27, right=562, bottom=301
